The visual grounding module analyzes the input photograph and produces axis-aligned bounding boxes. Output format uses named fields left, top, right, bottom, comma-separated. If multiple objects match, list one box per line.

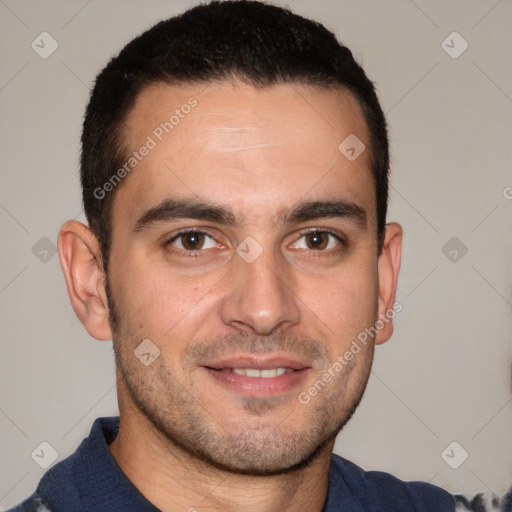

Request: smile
left=202, top=359, right=311, bottom=397
left=221, top=367, right=296, bottom=378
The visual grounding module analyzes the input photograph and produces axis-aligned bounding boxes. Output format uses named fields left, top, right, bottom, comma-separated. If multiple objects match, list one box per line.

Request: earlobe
left=58, top=220, right=113, bottom=341
left=375, top=222, right=403, bottom=346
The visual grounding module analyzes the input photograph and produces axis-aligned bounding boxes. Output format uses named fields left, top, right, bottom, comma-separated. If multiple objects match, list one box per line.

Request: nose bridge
left=219, top=240, right=301, bottom=334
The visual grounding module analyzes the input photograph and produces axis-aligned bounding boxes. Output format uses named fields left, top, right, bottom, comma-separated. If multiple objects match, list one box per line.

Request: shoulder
left=5, top=455, right=84, bottom=512
left=328, top=455, right=512, bottom=512
left=5, top=417, right=119, bottom=512
left=327, top=453, right=456, bottom=511
left=5, top=494, right=54, bottom=512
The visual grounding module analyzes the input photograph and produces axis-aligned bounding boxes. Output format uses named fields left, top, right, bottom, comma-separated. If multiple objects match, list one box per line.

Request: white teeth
left=230, top=367, right=290, bottom=378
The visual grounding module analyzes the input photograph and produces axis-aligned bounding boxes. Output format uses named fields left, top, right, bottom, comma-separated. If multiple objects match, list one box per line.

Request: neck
left=109, top=385, right=333, bottom=512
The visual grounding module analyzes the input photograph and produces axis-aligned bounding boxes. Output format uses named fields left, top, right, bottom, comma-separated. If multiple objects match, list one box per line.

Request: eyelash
left=293, top=228, right=347, bottom=257
left=165, top=227, right=218, bottom=258
left=164, top=227, right=347, bottom=258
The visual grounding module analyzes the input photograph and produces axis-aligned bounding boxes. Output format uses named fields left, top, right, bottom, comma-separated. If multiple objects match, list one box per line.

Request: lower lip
left=202, top=368, right=311, bottom=397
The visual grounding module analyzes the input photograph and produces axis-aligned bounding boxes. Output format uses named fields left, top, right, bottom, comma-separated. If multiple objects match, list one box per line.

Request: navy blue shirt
left=8, top=416, right=459, bottom=511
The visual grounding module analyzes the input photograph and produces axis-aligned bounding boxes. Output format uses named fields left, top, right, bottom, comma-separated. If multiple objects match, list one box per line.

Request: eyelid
left=164, top=226, right=347, bottom=256
left=291, top=227, right=347, bottom=247
left=165, top=227, right=224, bottom=252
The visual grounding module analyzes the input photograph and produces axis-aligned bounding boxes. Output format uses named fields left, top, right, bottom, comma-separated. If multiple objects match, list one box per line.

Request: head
left=59, top=0, right=402, bottom=475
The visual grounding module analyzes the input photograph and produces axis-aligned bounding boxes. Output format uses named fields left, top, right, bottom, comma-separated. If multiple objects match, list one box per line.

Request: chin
left=194, top=433, right=332, bottom=476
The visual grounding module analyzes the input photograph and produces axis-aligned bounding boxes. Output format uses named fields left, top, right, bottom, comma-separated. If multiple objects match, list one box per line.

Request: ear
left=58, top=220, right=113, bottom=341
left=375, top=222, right=402, bottom=345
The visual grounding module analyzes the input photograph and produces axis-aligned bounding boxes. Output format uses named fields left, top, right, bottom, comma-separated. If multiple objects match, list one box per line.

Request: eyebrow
left=132, top=197, right=367, bottom=233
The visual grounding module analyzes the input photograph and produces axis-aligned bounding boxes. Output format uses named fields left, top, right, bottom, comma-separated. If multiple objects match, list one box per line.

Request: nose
left=220, top=245, right=301, bottom=335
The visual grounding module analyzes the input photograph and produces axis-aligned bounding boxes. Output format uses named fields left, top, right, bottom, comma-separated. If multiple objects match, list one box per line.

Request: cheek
left=298, top=265, right=379, bottom=340
left=111, top=254, right=222, bottom=342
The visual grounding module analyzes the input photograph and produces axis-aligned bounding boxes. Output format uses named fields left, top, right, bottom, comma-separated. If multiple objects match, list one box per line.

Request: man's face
left=106, top=81, right=383, bottom=474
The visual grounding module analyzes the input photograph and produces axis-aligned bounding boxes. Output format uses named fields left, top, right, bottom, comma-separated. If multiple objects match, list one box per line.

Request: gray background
left=1, top=0, right=511, bottom=508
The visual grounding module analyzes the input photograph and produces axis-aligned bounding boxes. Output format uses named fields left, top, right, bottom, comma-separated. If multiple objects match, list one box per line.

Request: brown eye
left=168, top=231, right=217, bottom=251
left=289, top=230, right=344, bottom=253
left=180, top=232, right=205, bottom=250
left=304, top=231, right=329, bottom=250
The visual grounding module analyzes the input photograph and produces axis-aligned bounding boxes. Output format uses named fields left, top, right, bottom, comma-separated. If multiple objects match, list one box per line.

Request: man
left=7, top=1, right=505, bottom=511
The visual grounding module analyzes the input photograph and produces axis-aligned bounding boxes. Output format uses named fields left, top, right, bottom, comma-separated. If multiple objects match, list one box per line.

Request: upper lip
left=201, top=355, right=311, bottom=371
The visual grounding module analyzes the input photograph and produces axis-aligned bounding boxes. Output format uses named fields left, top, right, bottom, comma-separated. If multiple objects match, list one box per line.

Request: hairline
left=97, top=76, right=381, bottom=273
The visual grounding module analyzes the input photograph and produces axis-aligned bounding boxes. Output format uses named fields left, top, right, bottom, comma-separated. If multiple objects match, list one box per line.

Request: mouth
left=218, top=367, right=295, bottom=378
left=200, top=356, right=312, bottom=397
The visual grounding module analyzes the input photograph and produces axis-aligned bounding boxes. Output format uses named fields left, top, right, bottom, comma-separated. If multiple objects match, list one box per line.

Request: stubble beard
left=105, top=278, right=374, bottom=476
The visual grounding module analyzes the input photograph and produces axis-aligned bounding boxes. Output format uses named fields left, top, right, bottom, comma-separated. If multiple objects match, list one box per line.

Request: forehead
left=114, top=80, right=374, bottom=227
